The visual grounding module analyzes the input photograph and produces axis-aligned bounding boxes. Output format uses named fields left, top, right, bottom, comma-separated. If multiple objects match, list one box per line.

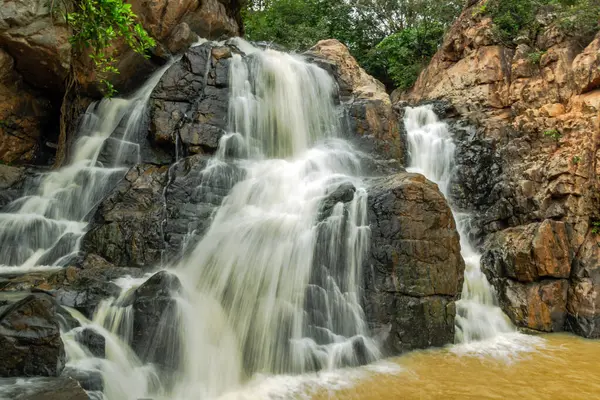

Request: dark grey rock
left=75, top=327, right=105, bottom=358
left=0, top=294, right=65, bottom=377
left=121, top=271, right=183, bottom=373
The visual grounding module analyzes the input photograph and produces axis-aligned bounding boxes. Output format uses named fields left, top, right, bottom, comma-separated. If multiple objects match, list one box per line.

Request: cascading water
left=166, top=47, right=378, bottom=398
left=60, top=43, right=379, bottom=400
left=0, top=62, right=173, bottom=273
left=403, top=105, right=514, bottom=343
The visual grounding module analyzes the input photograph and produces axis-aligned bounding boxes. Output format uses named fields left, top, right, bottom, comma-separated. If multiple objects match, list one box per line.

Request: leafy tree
left=364, top=21, right=446, bottom=89
left=243, top=0, right=463, bottom=90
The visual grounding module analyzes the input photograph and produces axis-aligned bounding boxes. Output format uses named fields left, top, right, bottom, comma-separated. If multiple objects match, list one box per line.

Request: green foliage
left=485, top=0, right=541, bottom=43
left=556, top=0, right=600, bottom=39
left=592, top=221, right=600, bottom=234
left=473, top=3, right=488, bottom=17
left=67, top=0, right=156, bottom=96
left=364, top=22, right=446, bottom=89
left=243, top=0, right=463, bottom=90
left=528, top=50, right=546, bottom=65
left=543, top=128, right=562, bottom=141
left=483, top=0, right=600, bottom=45
left=572, top=155, right=581, bottom=164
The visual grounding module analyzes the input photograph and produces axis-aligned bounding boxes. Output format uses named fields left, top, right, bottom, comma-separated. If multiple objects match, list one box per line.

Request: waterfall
left=0, top=62, right=173, bottom=273
left=403, top=105, right=514, bottom=343
left=59, top=43, right=379, bottom=400
left=166, top=47, right=377, bottom=398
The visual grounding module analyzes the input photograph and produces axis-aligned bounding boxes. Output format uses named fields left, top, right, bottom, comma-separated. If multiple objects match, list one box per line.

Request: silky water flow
left=0, top=62, right=173, bottom=273
left=403, top=106, right=515, bottom=343
left=60, top=43, right=380, bottom=400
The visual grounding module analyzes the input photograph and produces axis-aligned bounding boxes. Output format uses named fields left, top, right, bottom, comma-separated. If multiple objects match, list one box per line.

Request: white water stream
left=403, top=106, right=515, bottom=343
left=0, top=62, right=173, bottom=273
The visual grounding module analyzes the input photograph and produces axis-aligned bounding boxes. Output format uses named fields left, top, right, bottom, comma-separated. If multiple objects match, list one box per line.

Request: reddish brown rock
left=483, top=220, right=572, bottom=283
left=500, top=279, right=569, bottom=332
left=567, top=232, right=600, bottom=338
left=0, top=48, right=52, bottom=165
left=307, top=39, right=402, bottom=165
left=130, top=0, right=240, bottom=40
left=401, top=0, right=600, bottom=338
left=0, top=0, right=71, bottom=92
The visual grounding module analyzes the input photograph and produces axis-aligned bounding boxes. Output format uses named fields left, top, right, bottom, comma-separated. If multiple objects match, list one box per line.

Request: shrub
left=67, top=0, right=156, bottom=96
left=528, top=50, right=546, bottom=65
left=543, top=129, right=562, bottom=141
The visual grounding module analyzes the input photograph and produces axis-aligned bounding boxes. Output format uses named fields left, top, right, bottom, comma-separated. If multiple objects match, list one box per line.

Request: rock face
left=0, top=48, right=54, bottom=165
left=150, top=43, right=232, bottom=156
left=0, top=0, right=71, bottom=92
left=307, top=40, right=403, bottom=168
left=402, top=0, right=600, bottom=336
left=482, top=220, right=572, bottom=331
left=122, top=271, right=183, bottom=372
left=0, top=294, right=65, bottom=377
left=364, top=173, right=464, bottom=354
left=82, top=164, right=169, bottom=269
left=130, top=0, right=241, bottom=41
left=80, top=154, right=244, bottom=269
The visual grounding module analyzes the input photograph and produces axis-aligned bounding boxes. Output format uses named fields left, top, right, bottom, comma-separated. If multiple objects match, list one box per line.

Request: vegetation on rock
left=484, top=0, right=600, bottom=45
left=66, top=0, right=156, bottom=96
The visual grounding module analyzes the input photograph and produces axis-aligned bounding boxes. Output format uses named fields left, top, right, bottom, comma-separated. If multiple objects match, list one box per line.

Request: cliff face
left=401, top=1, right=600, bottom=336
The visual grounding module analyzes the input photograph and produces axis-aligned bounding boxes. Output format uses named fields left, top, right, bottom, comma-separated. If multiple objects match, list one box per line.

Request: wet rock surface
left=75, top=327, right=105, bottom=358
left=149, top=43, right=232, bottom=157
left=11, top=377, right=89, bottom=400
left=0, top=294, right=65, bottom=377
left=81, top=154, right=245, bottom=269
left=0, top=49, right=54, bottom=166
left=307, top=39, right=403, bottom=170
left=122, top=271, right=183, bottom=372
left=82, top=164, right=169, bottom=270
left=364, top=173, right=464, bottom=354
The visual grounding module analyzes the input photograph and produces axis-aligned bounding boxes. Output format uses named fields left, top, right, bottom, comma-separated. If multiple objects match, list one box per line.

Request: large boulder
left=0, top=0, right=71, bottom=92
left=74, top=327, right=106, bottom=358
left=307, top=40, right=403, bottom=167
left=82, top=164, right=169, bottom=269
left=363, top=173, right=464, bottom=354
left=0, top=294, right=65, bottom=377
left=567, top=232, right=600, bottom=338
left=482, top=220, right=572, bottom=332
left=121, top=271, right=183, bottom=372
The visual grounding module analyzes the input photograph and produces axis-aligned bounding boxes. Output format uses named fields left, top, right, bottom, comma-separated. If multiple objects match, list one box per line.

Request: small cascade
left=403, top=105, right=514, bottom=343
left=0, top=62, right=173, bottom=272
